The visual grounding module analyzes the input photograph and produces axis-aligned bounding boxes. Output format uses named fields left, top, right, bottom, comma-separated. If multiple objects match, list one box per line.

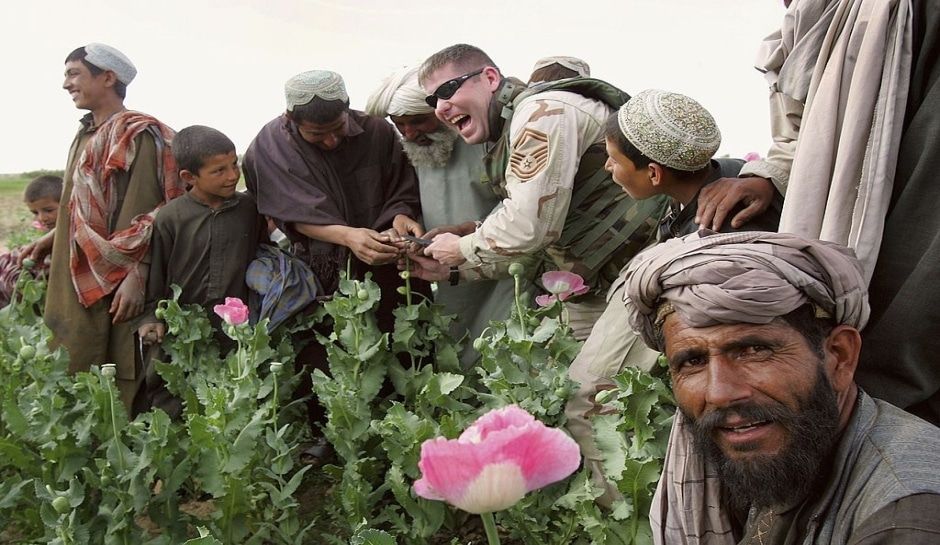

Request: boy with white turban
left=24, top=43, right=182, bottom=411
left=566, top=90, right=782, bottom=507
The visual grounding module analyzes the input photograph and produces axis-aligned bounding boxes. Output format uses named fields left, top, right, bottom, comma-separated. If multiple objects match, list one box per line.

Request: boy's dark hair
left=604, top=113, right=705, bottom=182
left=172, top=125, right=236, bottom=174
left=24, top=175, right=63, bottom=202
left=419, top=43, right=500, bottom=86
left=65, top=47, right=127, bottom=99
left=286, top=96, right=349, bottom=125
left=528, top=63, right=580, bottom=85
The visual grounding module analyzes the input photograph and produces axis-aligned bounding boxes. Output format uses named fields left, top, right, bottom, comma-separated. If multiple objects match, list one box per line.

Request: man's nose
left=703, top=357, right=752, bottom=409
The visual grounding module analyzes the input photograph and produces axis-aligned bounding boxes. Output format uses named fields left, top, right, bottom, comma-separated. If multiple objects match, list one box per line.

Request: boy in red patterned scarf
left=23, top=43, right=184, bottom=412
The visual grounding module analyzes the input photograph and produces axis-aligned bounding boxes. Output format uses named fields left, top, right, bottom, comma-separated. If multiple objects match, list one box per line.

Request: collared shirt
left=141, top=191, right=267, bottom=324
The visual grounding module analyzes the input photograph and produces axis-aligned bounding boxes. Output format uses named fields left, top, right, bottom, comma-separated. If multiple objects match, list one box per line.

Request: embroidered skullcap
left=365, top=66, right=433, bottom=118
left=284, top=70, right=349, bottom=112
left=83, top=43, right=137, bottom=85
left=531, top=56, right=591, bottom=78
left=617, top=89, right=720, bottom=171
left=622, top=231, right=870, bottom=351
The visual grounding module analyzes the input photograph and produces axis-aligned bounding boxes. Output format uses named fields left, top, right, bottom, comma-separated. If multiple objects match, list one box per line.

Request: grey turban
left=365, top=66, right=433, bottom=118
left=84, top=43, right=136, bottom=85
left=623, top=231, right=870, bottom=351
left=284, top=70, right=348, bottom=112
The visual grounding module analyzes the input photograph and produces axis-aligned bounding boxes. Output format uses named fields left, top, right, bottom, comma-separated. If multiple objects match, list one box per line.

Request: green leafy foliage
left=0, top=263, right=676, bottom=545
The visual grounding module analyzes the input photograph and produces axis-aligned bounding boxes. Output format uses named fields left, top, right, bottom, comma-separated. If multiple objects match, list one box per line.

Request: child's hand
left=138, top=322, right=165, bottom=345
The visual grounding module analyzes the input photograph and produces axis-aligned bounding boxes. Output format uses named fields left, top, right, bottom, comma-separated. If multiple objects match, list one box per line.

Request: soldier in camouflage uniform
left=411, top=44, right=667, bottom=340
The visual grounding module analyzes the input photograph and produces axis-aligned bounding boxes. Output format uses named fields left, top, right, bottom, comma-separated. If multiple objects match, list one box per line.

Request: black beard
left=684, top=365, right=841, bottom=514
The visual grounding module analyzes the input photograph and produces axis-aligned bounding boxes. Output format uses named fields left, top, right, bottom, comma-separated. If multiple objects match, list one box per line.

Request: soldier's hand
left=346, top=228, right=400, bottom=265
left=696, top=176, right=775, bottom=231
left=424, top=221, right=477, bottom=239
left=425, top=233, right=467, bottom=267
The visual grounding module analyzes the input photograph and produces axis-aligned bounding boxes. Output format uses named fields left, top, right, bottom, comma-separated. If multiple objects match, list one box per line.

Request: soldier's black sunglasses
left=424, top=69, right=484, bottom=108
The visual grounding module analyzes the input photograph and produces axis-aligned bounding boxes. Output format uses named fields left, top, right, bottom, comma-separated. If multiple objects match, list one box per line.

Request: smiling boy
left=137, top=125, right=266, bottom=415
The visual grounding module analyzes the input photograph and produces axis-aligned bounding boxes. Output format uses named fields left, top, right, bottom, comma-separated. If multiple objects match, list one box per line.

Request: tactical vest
left=482, top=78, right=669, bottom=291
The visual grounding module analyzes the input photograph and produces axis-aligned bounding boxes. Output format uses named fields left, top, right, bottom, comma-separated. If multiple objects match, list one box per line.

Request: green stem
left=513, top=274, right=526, bottom=332
left=404, top=257, right=413, bottom=307
left=481, top=512, right=501, bottom=545
left=105, top=379, right=127, bottom=473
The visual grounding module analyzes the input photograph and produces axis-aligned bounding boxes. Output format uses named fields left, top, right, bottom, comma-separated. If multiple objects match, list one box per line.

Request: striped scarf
left=69, top=110, right=183, bottom=307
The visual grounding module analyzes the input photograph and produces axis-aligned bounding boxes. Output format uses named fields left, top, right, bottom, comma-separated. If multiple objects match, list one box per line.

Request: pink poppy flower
left=743, top=151, right=762, bottom=162
left=536, top=271, right=589, bottom=307
left=213, top=297, right=249, bottom=325
left=414, top=405, right=581, bottom=514
left=31, top=220, right=47, bottom=231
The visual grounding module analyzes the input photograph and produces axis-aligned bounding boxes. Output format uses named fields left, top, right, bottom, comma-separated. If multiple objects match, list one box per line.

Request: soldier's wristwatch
left=448, top=267, right=460, bottom=286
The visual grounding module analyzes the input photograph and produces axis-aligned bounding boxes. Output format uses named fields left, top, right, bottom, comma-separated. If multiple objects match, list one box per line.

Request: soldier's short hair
left=419, top=44, right=499, bottom=86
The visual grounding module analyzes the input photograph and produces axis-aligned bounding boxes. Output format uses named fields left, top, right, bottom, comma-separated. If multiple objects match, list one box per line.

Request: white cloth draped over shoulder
left=775, top=0, right=913, bottom=284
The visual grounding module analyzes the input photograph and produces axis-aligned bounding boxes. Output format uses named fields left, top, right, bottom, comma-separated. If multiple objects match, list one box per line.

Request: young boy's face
left=27, top=196, right=60, bottom=231
left=604, top=137, right=658, bottom=200
left=183, top=151, right=240, bottom=207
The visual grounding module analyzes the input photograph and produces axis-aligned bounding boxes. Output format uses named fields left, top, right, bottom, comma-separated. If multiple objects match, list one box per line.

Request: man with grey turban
left=621, top=231, right=940, bottom=545
left=564, top=89, right=782, bottom=507
left=22, top=43, right=180, bottom=413
left=366, top=66, right=519, bottom=367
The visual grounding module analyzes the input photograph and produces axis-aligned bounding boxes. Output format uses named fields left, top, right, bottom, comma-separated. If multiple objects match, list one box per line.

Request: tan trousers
left=565, top=278, right=660, bottom=506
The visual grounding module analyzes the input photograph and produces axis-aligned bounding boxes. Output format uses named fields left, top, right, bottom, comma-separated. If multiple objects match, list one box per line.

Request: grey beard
left=686, top=364, right=841, bottom=514
left=402, top=130, right=458, bottom=169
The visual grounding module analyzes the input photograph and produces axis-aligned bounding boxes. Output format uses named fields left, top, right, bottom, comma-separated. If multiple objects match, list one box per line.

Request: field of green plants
left=0, top=221, right=675, bottom=544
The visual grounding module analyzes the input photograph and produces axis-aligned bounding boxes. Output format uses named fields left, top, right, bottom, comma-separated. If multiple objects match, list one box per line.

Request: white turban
left=84, top=43, right=137, bottom=85
left=284, top=70, right=348, bottom=112
left=365, top=66, right=434, bottom=118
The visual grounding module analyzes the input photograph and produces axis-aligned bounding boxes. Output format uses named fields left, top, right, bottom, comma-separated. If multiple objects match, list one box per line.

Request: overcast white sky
left=0, top=0, right=784, bottom=174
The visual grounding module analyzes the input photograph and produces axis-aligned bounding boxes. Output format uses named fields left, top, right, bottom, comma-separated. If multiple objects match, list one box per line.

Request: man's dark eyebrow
left=668, top=334, right=783, bottom=368
left=668, top=347, right=707, bottom=369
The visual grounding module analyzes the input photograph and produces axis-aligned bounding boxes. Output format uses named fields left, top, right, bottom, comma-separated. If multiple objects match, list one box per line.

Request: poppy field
left=0, top=259, right=675, bottom=545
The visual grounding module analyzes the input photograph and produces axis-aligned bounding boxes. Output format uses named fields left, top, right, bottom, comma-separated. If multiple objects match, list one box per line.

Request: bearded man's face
left=663, top=315, right=842, bottom=512
left=392, top=113, right=459, bottom=168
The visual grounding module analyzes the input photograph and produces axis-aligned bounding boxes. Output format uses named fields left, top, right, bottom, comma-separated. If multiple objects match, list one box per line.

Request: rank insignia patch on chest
left=509, top=128, right=550, bottom=182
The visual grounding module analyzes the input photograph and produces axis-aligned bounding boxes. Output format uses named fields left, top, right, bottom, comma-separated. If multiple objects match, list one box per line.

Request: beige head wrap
left=531, top=56, right=591, bottom=78
left=623, top=231, right=870, bottom=351
left=83, top=43, right=137, bottom=85
left=618, top=89, right=721, bottom=171
left=284, top=70, right=348, bottom=112
left=365, top=66, right=433, bottom=118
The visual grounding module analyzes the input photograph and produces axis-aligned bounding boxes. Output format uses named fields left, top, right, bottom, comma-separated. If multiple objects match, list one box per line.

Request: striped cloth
left=68, top=111, right=182, bottom=307
left=246, top=245, right=320, bottom=332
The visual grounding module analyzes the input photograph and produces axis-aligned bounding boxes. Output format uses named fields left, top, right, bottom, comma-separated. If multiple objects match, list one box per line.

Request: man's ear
left=483, top=66, right=501, bottom=90
left=824, top=324, right=861, bottom=393
left=102, top=70, right=119, bottom=89
left=648, top=163, right=665, bottom=187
